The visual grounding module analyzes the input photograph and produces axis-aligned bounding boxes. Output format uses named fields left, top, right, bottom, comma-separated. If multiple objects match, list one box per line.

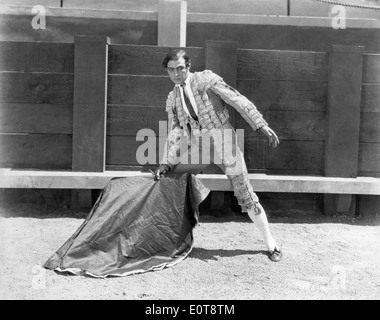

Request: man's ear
left=187, top=62, right=191, bottom=69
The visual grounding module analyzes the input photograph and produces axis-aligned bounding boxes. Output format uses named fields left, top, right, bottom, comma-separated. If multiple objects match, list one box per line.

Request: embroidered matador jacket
left=161, top=70, right=267, bottom=169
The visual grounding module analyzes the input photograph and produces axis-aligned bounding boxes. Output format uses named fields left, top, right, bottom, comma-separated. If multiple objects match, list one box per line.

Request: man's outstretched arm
left=210, top=78, right=279, bottom=147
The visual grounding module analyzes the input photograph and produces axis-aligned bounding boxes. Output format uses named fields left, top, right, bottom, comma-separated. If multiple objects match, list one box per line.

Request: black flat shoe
left=268, top=247, right=282, bottom=262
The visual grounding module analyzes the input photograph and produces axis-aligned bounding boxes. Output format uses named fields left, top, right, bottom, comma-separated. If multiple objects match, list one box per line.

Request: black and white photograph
left=0, top=0, right=379, bottom=304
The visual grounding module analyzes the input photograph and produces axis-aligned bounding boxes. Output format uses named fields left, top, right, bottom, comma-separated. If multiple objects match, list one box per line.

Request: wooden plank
left=0, top=170, right=152, bottom=189
left=358, top=195, right=380, bottom=215
left=188, top=0, right=287, bottom=15
left=62, top=0, right=288, bottom=15
left=359, top=142, right=380, bottom=174
left=243, top=138, right=324, bottom=173
left=361, top=84, right=380, bottom=113
left=265, top=111, right=326, bottom=142
left=324, top=45, right=364, bottom=214
left=267, top=140, right=324, bottom=173
left=109, top=80, right=326, bottom=132
left=324, top=194, right=356, bottom=216
left=255, top=168, right=326, bottom=176
left=1, top=169, right=380, bottom=195
left=108, top=45, right=205, bottom=75
left=237, top=110, right=327, bottom=141
left=289, top=0, right=380, bottom=19
left=62, top=0, right=158, bottom=10
left=108, top=134, right=210, bottom=167
left=0, top=188, right=73, bottom=207
left=107, top=105, right=166, bottom=136
left=237, top=49, right=328, bottom=81
left=188, top=12, right=380, bottom=28
left=242, top=136, right=268, bottom=172
left=70, top=189, right=94, bottom=210
left=205, top=40, right=238, bottom=87
left=106, top=135, right=161, bottom=166
left=0, top=14, right=156, bottom=45
left=325, top=45, right=364, bottom=178
left=0, top=0, right=61, bottom=5
left=236, top=80, right=327, bottom=112
left=242, top=104, right=326, bottom=172
left=106, top=164, right=158, bottom=172
left=72, top=37, right=110, bottom=211
left=335, top=194, right=356, bottom=213
left=0, top=103, right=72, bottom=134
left=62, top=0, right=287, bottom=15
left=72, top=35, right=109, bottom=173
left=258, top=192, right=323, bottom=215
left=0, top=42, right=74, bottom=73
left=360, top=113, right=380, bottom=143
left=158, top=0, right=187, bottom=47
left=187, top=24, right=380, bottom=52
left=201, top=174, right=380, bottom=195
left=0, top=6, right=157, bottom=21
left=108, top=75, right=173, bottom=106
left=357, top=171, right=380, bottom=178
left=363, top=53, right=380, bottom=84
left=0, top=134, right=72, bottom=169
left=0, top=72, right=73, bottom=104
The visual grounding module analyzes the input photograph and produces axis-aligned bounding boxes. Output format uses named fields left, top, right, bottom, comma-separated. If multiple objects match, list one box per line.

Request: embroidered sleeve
left=160, top=92, right=183, bottom=169
left=209, top=76, right=268, bottom=131
left=165, top=92, right=180, bottom=131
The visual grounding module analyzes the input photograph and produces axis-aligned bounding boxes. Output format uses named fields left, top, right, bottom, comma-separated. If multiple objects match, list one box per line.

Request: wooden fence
left=1, top=1, right=380, bottom=52
left=1, top=39, right=379, bottom=174
left=0, top=37, right=379, bottom=213
left=0, top=41, right=74, bottom=169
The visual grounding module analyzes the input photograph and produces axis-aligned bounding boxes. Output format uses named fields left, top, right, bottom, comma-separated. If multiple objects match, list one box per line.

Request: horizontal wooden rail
left=1, top=169, right=379, bottom=195
left=0, top=6, right=158, bottom=21
left=1, top=6, right=379, bottom=29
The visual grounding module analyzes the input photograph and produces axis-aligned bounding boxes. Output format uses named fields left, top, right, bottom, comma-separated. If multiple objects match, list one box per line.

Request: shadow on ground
left=189, top=247, right=268, bottom=261
left=0, top=202, right=379, bottom=226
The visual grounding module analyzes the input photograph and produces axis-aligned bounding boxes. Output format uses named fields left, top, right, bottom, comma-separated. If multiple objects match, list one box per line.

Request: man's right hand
left=153, top=164, right=170, bottom=181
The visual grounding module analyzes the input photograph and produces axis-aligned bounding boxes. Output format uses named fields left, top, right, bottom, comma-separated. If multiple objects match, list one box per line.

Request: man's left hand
left=259, top=125, right=279, bottom=148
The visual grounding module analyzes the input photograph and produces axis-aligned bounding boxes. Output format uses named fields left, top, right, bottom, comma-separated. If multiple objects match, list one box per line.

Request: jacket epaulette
left=194, top=70, right=223, bottom=91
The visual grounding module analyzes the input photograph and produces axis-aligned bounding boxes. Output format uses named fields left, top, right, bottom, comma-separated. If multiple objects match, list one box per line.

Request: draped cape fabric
left=43, top=173, right=210, bottom=278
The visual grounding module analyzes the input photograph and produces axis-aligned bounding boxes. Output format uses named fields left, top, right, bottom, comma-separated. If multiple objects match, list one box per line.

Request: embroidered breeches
left=170, top=126, right=259, bottom=213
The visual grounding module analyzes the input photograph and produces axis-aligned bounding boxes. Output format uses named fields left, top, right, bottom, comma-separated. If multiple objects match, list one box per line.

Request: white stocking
left=247, top=203, right=278, bottom=252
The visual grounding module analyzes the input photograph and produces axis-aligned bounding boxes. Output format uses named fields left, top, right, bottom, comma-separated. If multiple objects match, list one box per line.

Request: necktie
left=181, top=83, right=198, bottom=121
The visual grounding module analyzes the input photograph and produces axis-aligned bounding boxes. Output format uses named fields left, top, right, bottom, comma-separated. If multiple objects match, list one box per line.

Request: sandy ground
left=0, top=203, right=380, bottom=301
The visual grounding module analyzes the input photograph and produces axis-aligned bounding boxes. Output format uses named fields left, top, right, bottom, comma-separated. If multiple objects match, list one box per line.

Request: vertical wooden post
left=205, top=40, right=239, bottom=213
left=71, top=35, right=110, bottom=208
left=324, top=45, right=364, bottom=215
left=205, top=40, right=238, bottom=128
left=158, top=0, right=187, bottom=47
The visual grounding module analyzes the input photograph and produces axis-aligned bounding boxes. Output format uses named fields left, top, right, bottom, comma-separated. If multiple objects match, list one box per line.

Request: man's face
left=166, top=57, right=190, bottom=85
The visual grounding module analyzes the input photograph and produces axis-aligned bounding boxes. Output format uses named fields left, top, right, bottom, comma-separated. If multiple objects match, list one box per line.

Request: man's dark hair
left=162, top=49, right=191, bottom=68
